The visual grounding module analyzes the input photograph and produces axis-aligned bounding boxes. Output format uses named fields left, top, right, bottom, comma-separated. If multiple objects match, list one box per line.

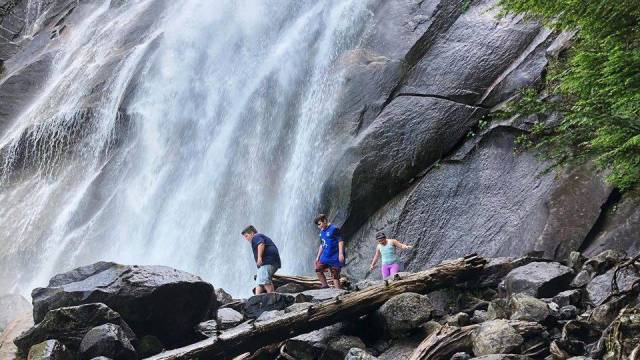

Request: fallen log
left=409, top=325, right=478, bottom=360
left=271, top=274, right=349, bottom=290
left=146, top=254, right=487, bottom=360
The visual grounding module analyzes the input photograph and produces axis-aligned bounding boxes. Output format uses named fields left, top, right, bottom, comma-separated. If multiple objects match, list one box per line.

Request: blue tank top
left=378, top=242, right=398, bottom=265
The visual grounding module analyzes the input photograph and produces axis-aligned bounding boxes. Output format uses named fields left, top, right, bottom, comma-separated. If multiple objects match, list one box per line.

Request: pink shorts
left=381, top=263, right=400, bottom=279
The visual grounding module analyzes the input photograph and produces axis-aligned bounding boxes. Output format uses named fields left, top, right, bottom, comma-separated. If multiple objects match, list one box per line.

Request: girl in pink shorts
left=368, top=231, right=413, bottom=279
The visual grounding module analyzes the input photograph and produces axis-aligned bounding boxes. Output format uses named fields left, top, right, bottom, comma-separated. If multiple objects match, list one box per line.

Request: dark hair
left=241, top=225, right=258, bottom=235
left=375, top=231, right=387, bottom=240
left=314, top=214, right=328, bottom=225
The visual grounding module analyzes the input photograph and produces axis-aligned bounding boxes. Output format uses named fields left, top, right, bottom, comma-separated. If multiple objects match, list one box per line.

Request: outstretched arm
left=391, top=239, right=412, bottom=250
left=370, top=248, right=381, bottom=270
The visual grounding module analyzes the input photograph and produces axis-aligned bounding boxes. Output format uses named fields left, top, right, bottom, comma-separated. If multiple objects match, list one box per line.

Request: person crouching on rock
left=369, top=231, right=412, bottom=279
left=314, top=214, right=344, bottom=289
left=242, top=225, right=281, bottom=294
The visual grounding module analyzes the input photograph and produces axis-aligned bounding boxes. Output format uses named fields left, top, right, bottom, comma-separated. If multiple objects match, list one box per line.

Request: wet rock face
left=31, top=262, right=215, bottom=347
left=26, top=340, right=74, bottom=360
left=78, top=323, right=136, bottom=360
left=14, top=303, right=135, bottom=354
left=324, top=95, right=484, bottom=234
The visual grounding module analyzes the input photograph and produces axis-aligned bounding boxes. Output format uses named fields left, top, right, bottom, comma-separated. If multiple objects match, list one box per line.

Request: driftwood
left=272, top=274, right=349, bottom=290
left=409, top=325, right=478, bottom=360
left=146, top=254, right=487, bottom=360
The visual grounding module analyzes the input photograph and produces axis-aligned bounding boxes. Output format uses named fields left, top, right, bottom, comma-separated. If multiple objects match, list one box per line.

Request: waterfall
left=0, top=0, right=377, bottom=296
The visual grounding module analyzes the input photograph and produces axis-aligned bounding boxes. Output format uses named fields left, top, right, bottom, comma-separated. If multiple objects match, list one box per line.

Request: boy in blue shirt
left=313, top=214, right=344, bottom=289
left=242, top=225, right=281, bottom=294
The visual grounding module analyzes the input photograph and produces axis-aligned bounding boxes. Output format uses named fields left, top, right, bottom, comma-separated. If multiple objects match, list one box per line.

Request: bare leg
left=264, top=284, right=275, bottom=293
left=255, top=285, right=264, bottom=294
left=331, top=269, right=342, bottom=289
left=316, top=271, right=329, bottom=288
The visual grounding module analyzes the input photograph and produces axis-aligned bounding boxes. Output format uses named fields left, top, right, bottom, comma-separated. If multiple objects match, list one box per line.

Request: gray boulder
left=451, top=353, right=472, bottom=360
left=487, top=299, right=510, bottom=320
left=14, top=303, right=135, bottom=354
left=552, top=289, right=584, bottom=308
left=78, top=324, right=136, bottom=360
left=285, top=324, right=343, bottom=360
left=500, top=262, right=573, bottom=298
left=345, top=347, right=377, bottom=360
left=195, top=320, right=217, bottom=338
left=285, top=302, right=313, bottom=314
left=446, top=312, right=471, bottom=327
left=134, top=335, right=163, bottom=358
left=243, top=293, right=295, bottom=319
left=27, top=340, right=74, bottom=360
left=214, top=288, right=234, bottom=306
left=216, top=308, right=243, bottom=329
left=470, top=356, right=532, bottom=360
left=472, top=320, right=524, bottom=356
left=375, top=293, right=432, bottom=337
left=0, top=294, right=32, bottom=332
left=509, top=294, right=550, bottom=323
left=300, top=288, right=348, bottom=303
left=31, top=262, right=214, bottom=347
left=275, top=283, right=307, bottom=294
left=255, top=310, right=284, bottom=322
left=586, top=267, right=640, bottom=306
left=326, top=335, right=366, bottom=359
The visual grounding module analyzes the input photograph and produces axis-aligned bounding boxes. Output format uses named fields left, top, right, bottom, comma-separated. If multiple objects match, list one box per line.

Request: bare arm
left=316, top=244, right=323, bottom=261
left=338, top=241, right=345, bottom=263
left=370, top=248, right=381, bottom=270
left=391, top=239, right=412, bottom=250
left=257, top=243, right=265, bottom=266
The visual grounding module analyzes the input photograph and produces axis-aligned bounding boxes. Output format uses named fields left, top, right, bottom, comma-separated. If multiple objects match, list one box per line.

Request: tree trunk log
left=272, top=274, right=349, bottom=290
left=146, top=254, right=486, bottom=360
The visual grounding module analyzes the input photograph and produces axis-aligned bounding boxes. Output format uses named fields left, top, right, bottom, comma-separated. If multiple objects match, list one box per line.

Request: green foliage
left=499, top=0, right=640, bottom=192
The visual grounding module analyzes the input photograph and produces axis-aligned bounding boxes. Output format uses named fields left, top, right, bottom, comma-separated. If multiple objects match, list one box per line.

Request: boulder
left=14, top=303, right=135, bottom=354
left=78, top=324, right=136, bottom=360
left=214, top=288, right=234, bottom=306
left=472, top=320, right=524, bottom=356
left=509, top=294, right=551, bottom=323
left=326, top=335, right=367, bottom=359
left=586, top=267, right=640, bottom=306
left=377, top=338, right=423, bottom=360
left=195, top=320, right=217, bottom=338
left=583, top=250, right=627, bottom=275
left=27, top=340, right=74, bottom=360
left=451, top=353, right=472, bottom=360
left=552, top=289, right=584, bottom=308
left=134, top=335, right=163, bottom=358
left=469, top=356, right=532, bottom=360
left=559, top=305, right=578, bottom=320
left=243, top=293, right=294, bottom=319
left=285, top=302, right=313, bottom=313
left=300, top=288, right=348, bottom=303
left=0, top=294, right=32, bottom=332
left=216, top=308, right=243, bottom=330
left=375, top=293, right=433, bottom=337
left=345, top=347, right=377, bottom=360
left=31, top=262, right=214, bottom=346
left=285, top=324, right=343, bottom=360
left=500, top=262, right=573, bottom=298
left=275, top=283, right=307, bottom=294
left=487, top=299, right=510, bottom=320
left=446, top=312, right=471, bottom=327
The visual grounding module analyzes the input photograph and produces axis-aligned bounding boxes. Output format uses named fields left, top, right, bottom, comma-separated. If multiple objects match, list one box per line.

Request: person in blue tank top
left=369, top=231, right=413, bottom=279
left=313, top=214, right=344, bottom=289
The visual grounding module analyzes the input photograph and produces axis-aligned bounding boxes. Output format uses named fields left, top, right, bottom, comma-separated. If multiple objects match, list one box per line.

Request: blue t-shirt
left=319, top=224, right=344, bottom=268
left=251, top=233, right=281, bottom=268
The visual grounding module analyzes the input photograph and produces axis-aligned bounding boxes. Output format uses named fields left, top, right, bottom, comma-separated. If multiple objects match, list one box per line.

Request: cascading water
left=0, top=0, right=377, bottom=296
